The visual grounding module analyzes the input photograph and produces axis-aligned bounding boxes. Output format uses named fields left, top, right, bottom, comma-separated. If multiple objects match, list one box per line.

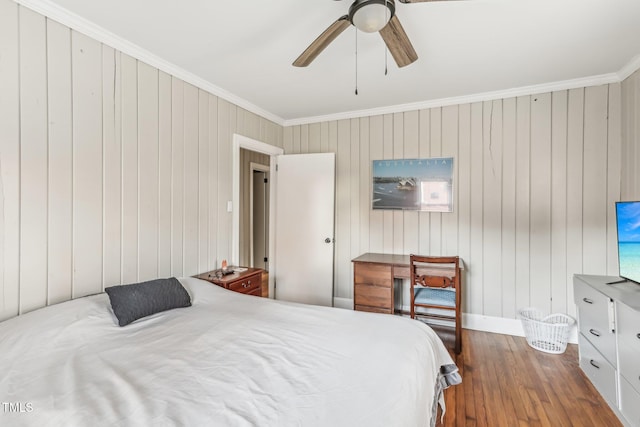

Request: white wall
left=284, top=86, right=623, bottom=320
left=0, top=0, right=283, bottom=320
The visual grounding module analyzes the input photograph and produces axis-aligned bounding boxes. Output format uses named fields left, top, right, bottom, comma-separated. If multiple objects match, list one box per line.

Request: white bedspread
left=0, top=277, right=456, bottom=426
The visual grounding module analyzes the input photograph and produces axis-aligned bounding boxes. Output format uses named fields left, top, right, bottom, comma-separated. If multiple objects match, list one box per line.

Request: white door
left=275, top=153, right=335, bottom=306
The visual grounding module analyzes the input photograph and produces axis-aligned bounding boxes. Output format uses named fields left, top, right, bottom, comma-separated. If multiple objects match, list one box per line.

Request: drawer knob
left=589, top=359, right=600, bottom=369
left=582, top=297, right=593, bottom=304
left=242, top=282, right=249, bottom=288
left=589, top=329, right=601, bottom=337
left=637, top=333, right=640, bottom=340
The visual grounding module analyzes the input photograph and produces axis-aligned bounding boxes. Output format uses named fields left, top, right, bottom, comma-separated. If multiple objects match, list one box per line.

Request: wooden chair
left=410, top=255, right=462, bottom=354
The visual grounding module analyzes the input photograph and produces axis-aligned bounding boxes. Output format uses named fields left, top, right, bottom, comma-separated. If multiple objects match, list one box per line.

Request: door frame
left=249, top=162, right=270, bottom=269
left=232, top=134, right=283, bottom=298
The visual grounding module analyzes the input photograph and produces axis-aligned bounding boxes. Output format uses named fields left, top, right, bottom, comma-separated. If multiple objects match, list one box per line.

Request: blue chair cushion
left=414, top=287, right=456, bottom=308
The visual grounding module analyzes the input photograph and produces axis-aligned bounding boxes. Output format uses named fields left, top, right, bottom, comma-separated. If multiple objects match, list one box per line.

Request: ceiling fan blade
left=379, top=15, right=418, bottom=68
left=293, top=15, right=351, bottom=67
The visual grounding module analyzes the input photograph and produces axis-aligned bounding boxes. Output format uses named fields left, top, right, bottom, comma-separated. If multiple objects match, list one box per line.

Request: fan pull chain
left=355, top=29, right=359, bottom=95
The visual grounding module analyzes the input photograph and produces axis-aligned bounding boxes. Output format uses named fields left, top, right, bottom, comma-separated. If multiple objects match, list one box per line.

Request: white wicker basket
left=518, top=308, right=575, bottom=354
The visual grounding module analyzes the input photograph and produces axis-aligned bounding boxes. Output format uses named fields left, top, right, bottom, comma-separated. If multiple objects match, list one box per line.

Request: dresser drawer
left=575, top=279, right=616, bottom=366
left=354, top=284, right=392, bottom=309
left=620, top=376, right=640, bottom=427
left=578, top=333, right=617, bottom=407
left=354, top=263, right=393, bottom=287
left=227, top=272, right=262, bottom=294
left=617, top=302, right=640, bottom=354
left=354, top=305, right=392, bottom=314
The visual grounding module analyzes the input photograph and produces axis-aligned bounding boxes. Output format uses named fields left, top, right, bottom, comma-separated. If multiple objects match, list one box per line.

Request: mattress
left=0, top=277, right=459, bottom=426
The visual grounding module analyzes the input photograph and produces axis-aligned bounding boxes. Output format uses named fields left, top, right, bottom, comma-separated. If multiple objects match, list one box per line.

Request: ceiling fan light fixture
left=349, top=0, right=395, bottom=33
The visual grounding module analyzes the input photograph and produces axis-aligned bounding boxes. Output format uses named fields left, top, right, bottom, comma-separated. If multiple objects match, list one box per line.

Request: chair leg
left=454, top=321, right=461, bottom=354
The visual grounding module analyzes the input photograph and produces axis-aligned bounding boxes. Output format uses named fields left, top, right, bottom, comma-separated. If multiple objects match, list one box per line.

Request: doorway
left=250, top=163, right=269, bottom=270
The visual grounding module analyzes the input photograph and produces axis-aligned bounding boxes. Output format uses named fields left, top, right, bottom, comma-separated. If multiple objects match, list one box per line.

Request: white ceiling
left=30, top=0, right=640, bottom=124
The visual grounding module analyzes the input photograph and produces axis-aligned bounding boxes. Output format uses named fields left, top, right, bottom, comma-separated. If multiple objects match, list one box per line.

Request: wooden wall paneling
left=457, top=104, right=472, bottom=312
left=47, top=20, right=73, bottom=302
left=482, top=100, right=503, bottom=316
left=582, top=85, right=609, bottom=275
left=170, top=78, right=184, bottom=277
left=369, top=116, right=384, bottom=253
left=550, top=91, right=568, bottom=314
left=634, top=73, right=640, bottom=199
left=403, top=111, right=420, bottom=255
left=215, top=99, right=230, bottom=266
left=620, top=76, right=634, bottom=200
left=393, top=113, right=404, bottom=255
left=418, top=109, right=431, bottom=255
left=309, top=123, right=321, bottom=153
left=441, top=105, right=458, bottom=257
left=501, top=98, right=517, bottom=318
left=320, top=122, right=330, bottom=153
left=158, top=71, right=172, bottom=278
left=183, top=84, right=199, bottom=275
left=292, top=125, right=301, bottom=154
left=327, top=120, right=338, bottom=286
left=0, top=0, right=20, bottom=320
left=18, top=7, right=48, bottom=312
left=101, top=46, right=121, bottom=289
left=515, top=96, right=531, bottom=313
left=120, top=54, right=138, bottom=284
left=137, top=62, right=159, bottom=281
left=227, top=104, right=238, bottom=260
left=198, top=90, right=210, bottom=273
left=429, top=108, right=442, bottom=255
left=565, top=88, right=585, bottom=318
left=283, top=126, right=293, bottom=154
left=349, top=118, right=360, bottom=298
left=71, top=31, right=103, bottom=297
left=359, top=117, right=370, bottom=254
left=336, top=119, right=350, bottom=298
left=529, top=93, right=552, bottom=314
left=301, top=124, right=309, bottom=153
left=469, top=102, right=484, bottom=314
left=382, top=114, right=394, bottom=254
left=606, top=83, right=622, bottom=276
left=208, top=94, right=219, bottom=271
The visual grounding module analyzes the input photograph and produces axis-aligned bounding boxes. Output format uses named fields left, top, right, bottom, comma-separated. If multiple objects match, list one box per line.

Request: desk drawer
left=354, top=284, right=392, bottom=310
left=354, top=263, right=392, bottom=287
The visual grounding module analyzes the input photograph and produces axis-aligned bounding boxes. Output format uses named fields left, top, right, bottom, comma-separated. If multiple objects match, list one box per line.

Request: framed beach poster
left=372, top=157, right=454, bottom=212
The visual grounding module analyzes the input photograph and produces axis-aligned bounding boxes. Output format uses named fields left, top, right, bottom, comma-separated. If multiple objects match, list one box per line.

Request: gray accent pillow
left=105, top=277, right=192, bottom=326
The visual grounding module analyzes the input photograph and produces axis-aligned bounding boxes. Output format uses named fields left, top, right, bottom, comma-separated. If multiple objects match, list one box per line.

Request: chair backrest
left=409, top=255, right=460, bottom=290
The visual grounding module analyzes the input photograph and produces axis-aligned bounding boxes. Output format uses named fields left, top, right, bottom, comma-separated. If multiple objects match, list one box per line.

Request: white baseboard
left=333, top=298, right=578, bottom=344
left=333, top=297, right=353, bottom=310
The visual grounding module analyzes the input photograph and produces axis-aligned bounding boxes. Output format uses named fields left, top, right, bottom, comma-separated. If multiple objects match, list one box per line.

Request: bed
left=0, top=277, right=460, bottom=426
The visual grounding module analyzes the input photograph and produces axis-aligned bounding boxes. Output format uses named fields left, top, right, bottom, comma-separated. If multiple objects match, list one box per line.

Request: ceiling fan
left=293, top=0, right=453, bottom=69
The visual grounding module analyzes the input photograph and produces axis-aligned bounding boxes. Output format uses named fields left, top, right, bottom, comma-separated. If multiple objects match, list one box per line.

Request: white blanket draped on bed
left=0, top=277, right=458, bottom=426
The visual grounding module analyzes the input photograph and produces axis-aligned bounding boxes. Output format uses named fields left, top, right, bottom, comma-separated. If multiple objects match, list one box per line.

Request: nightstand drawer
left=354, top=305, right=392, bottom=314
left=578, top=333, right=617, bottom=407
left=227, top=272, right=262, bottom=294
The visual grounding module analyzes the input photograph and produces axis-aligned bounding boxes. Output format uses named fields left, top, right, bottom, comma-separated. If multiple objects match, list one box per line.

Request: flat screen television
left=615, top=201, right=640, bottom=284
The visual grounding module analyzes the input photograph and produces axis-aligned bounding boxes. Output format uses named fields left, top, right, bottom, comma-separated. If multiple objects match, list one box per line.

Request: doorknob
left=325, top=238, right=332, bottom=244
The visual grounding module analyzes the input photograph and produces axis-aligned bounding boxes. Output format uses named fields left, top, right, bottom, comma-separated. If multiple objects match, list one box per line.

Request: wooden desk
left=352, top=253, right=460, bottom=314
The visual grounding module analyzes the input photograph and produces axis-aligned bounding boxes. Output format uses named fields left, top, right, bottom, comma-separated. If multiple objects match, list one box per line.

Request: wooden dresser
left=195, top=268, right=264, bottom=297
left=574, top=274, right=640, bottom=426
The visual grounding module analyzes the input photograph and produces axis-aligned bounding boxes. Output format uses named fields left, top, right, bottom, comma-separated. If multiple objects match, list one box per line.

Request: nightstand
left=195, top=268, right=264, bottom=297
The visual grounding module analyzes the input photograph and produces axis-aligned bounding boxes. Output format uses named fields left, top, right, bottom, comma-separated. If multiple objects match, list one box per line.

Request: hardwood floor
left=435, top=328, right=622, bottom=427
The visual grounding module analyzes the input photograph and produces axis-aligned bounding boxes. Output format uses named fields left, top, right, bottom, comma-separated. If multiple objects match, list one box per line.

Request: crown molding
left=283, top=72, right=621, bottom=126
left=13, top=0, right=640, bottom=129
left=14, top=0, right=286, bottom=126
